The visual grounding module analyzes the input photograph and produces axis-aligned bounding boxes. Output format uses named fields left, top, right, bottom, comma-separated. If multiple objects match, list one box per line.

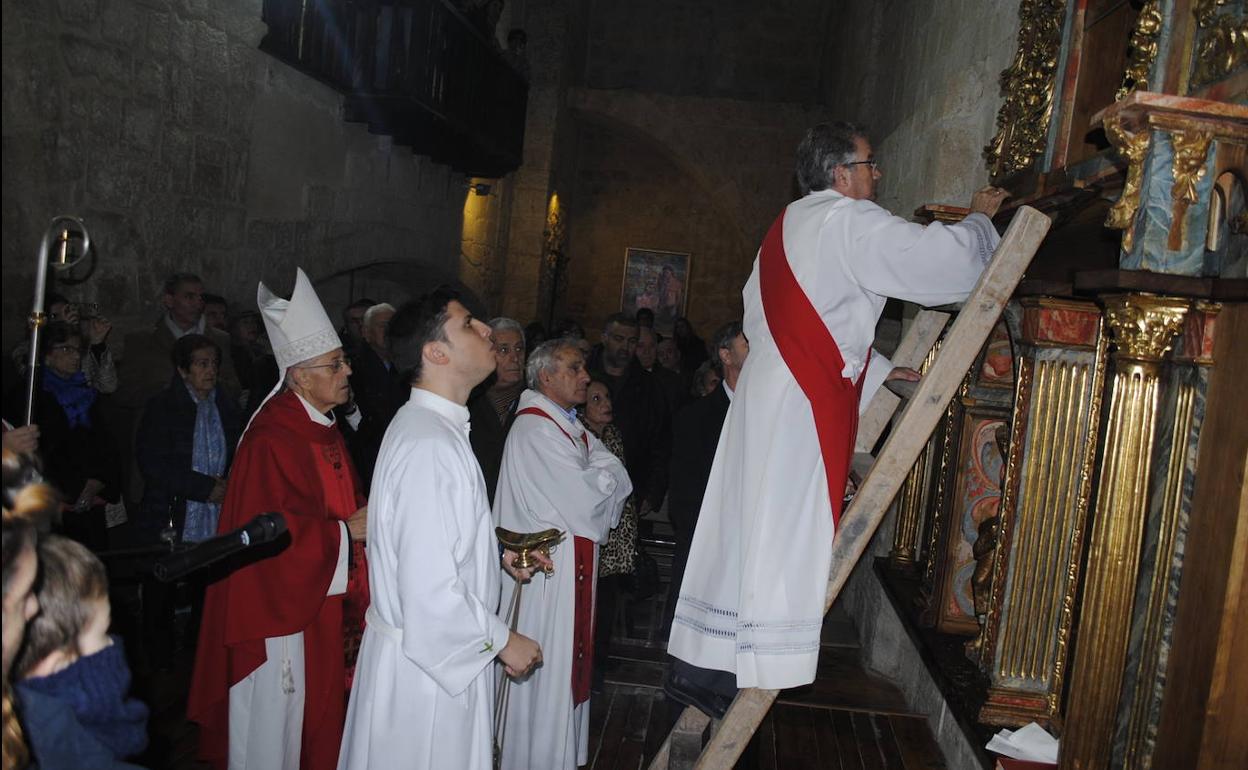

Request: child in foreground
left=15, top=535, right=148, bottom=764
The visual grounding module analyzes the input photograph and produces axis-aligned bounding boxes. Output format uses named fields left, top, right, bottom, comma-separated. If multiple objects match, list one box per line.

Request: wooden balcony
left=260, top=0, right=528, bottom=178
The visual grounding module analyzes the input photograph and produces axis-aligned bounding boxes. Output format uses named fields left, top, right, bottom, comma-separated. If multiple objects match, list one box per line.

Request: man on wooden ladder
left=667, top=122, right=1010, bottom=705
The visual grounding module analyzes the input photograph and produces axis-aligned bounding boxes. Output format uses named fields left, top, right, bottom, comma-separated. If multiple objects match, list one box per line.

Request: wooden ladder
left=648, top=205, right=1052, bottom=770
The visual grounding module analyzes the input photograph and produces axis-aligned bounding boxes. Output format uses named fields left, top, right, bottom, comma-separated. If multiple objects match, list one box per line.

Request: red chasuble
left=187, top=390, right=369, bottom=770
left=515, top=406, right=596, bottom=705
left=759, top=210, right=868, bottom=527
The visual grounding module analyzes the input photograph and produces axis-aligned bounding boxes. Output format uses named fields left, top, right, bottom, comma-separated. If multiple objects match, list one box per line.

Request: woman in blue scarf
left=5, top=321, right=120, bottom=552
left=135, top=334, right=242, bottom=667
left=136, top=334, right=242, bottom=545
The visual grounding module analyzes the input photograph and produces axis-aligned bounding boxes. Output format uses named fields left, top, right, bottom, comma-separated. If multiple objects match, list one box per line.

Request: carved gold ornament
left=1192, top=0, right=1248, bottom=88
left=1101, top=295, right=1189, bottom=364
left=1167, top=128, right=1214, bottom=250
left=985, top=0, right=1067, bottom=176
left=1117, top=0, right=1163, bottom=100
left=1104, top=116, right=1151, bottom=252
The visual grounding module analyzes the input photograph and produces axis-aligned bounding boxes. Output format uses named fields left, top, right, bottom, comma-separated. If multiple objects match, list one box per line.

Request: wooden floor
left=583, top=611, right=946, bottom=770
left=118, top=517, right=948, bottom=769
left=578, top=520, right=947, bottom=769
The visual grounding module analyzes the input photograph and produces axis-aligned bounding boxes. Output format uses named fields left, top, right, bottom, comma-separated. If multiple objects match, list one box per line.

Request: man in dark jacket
left=635, top=326, right=687, bottom=412
left=664, top=321, right=749, bottom=634
left=588, top=313, right=671, bottom=516
left=467, top=317, right=526, bottom=504
left=347, top=302, right=408, bottom=486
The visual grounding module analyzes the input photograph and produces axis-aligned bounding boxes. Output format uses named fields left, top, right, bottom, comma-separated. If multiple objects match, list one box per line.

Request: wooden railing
left=260, top=0, right=528, bottom=178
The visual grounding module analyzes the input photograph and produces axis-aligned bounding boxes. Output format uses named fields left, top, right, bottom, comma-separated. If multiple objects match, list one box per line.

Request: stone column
left=499, top=0, right=570, bottom=324
left=1059, top=293, right=1189, bottom=770
left=977, top=298, right=1107, bottom=724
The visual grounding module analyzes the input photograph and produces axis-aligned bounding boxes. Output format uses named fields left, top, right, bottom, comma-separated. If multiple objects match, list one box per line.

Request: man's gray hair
left=489, top=316, right=525, bottom=346
left=526, top=338, right=579, bottom=390
left=712, top=321, right=743, bottom=353
left=795, top=122, right=867, bottom=196
left=363, top=302, right=396, bottom=329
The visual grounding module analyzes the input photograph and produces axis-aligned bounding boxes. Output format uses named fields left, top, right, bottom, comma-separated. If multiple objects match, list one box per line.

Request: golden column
left=889, top=340, right=942, bottom=568
left=1059, top=294, right=1189, bottom=770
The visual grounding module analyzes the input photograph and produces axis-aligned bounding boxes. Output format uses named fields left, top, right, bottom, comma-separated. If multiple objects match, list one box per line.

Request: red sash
left=759, top=210, right=868, bottom=527
left=514, top=406, right=597, bottom=705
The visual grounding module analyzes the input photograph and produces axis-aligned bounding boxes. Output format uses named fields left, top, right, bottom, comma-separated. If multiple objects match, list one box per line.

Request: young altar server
left=337, top=289, right=542, bottom=770
left=493, top=338, right=634, bottom=770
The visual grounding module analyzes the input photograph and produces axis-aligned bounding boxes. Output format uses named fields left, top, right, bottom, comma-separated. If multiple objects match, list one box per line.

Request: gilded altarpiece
left=1060, top=293, right=1190, bottom=770
left=890, top=341, right=943, bottom=569
left=1109, top=302, right=1219, bottom=768
left=929, top=323, right=1015, bottom=636
left=977, top=299, right=1107, bottom=727
left=897, top=0, right=1248, bottom=765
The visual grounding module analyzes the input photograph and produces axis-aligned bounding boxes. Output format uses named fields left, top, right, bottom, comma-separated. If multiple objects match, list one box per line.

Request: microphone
left=153, top=512, right=288, bottom=582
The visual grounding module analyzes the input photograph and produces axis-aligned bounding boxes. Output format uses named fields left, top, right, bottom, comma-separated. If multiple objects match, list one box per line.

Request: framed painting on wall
left=619, top=247, right=690, bottom=334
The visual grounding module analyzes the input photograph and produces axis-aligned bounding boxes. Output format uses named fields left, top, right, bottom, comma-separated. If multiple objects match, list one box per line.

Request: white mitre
left=258, top=267, right=342, bottom=368
left=243, top=267, right=342, bottom=434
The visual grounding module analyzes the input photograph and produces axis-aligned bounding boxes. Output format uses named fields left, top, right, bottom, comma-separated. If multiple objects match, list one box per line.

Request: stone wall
left=575, top=0, right=835, bottom=104
left=1, top=0, right=487, bottom=354
left=560, top=116, right=748, bottom=337
left=560, top=88, right=831, bottom=333
left=822, top=0, right=1021, bottom=217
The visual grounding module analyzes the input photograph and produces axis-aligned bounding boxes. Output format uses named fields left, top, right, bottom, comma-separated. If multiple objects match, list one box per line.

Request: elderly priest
left=493, top=338, right=633, bottom=770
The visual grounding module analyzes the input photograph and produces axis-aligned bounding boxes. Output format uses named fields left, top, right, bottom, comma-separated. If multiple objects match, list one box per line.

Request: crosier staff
left=24, top=217, right=92, bottom=425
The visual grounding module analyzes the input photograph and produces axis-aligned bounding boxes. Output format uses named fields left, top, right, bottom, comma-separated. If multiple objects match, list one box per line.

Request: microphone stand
left=25, top=217, right=92, bottom=425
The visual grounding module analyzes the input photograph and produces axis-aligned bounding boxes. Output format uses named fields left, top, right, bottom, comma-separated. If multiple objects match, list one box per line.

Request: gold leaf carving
left=1192, top=0, right=1248, bottom=88
left=1102, top=295, right=1189, bottom=364
left=1117, top=0, right=1163, bottom=100
left=1168, top=129, right=1213, bottom=250
left=985, top=0, right=1067, bottom=177
left=1104, top=116, right=1151, bottom=253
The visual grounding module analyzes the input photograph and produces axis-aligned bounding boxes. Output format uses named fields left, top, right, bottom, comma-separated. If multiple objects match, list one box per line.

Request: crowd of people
left=1, top=121, right=1007, bottom=769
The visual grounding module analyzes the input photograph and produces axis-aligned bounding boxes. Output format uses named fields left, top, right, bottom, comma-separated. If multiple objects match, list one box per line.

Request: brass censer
left=495, top=526, right=562, bottom=573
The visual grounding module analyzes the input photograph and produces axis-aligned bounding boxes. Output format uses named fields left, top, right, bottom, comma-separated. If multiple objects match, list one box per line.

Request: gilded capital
left=1102, top=295, right=1189, bottom=363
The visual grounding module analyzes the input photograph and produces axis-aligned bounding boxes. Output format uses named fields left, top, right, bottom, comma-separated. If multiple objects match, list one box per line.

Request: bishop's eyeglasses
left=294, top=357, right=351, bottom=373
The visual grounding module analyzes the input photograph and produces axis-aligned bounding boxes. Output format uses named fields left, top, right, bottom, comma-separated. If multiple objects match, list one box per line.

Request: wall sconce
left=467, top=181, right=492, bottom=196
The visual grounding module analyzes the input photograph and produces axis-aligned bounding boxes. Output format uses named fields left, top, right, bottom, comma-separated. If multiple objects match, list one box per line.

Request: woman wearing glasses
left=4, top=321, right=120, bottom=552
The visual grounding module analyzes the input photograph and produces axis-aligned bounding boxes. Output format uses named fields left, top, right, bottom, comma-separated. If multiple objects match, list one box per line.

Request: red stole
left=515, top=406, right=597, bottom=706
left=187, top=390, right=369, bottom=770
left=759, top=210, right=868, bottom=527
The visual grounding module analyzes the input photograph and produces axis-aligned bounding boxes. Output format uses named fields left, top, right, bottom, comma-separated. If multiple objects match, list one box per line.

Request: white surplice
left=669, top=190, right=1000, bottom=689
left=338, top=388, right=511, bottom=770
left=494, top=389, right=632, bottom=770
